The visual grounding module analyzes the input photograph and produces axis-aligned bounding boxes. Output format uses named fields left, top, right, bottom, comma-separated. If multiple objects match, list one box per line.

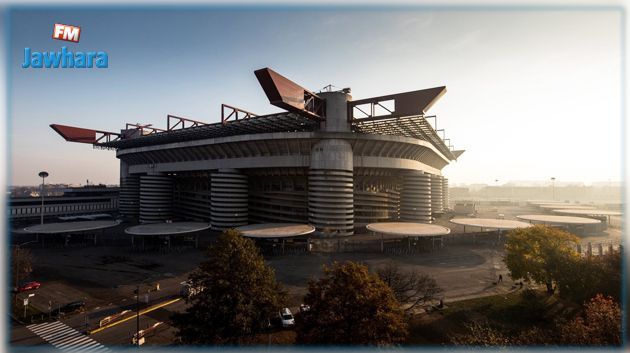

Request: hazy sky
left=8, top=7, right=622, bottom=186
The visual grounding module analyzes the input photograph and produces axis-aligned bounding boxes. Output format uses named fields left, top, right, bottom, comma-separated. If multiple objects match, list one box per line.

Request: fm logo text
left=52, top=23, right=81, bottom=43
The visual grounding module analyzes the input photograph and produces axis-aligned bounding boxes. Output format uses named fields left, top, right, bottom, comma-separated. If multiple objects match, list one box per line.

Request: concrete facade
left=115, top=91, right=454, bottom=235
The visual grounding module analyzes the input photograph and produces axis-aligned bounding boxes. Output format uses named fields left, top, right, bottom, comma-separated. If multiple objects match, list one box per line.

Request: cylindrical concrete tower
left=119, top=174, right=140, bottom=217
left=442, top=177, right=449, bottom=212
left=309, top=91, right=354, bottom=236
left=139, top=174, right=173, bottom=223
left=400, top=171, right=432, bottom=223
left=430, top=174, right=444, bottom=215
left=210, top=169, right=248, bottom=230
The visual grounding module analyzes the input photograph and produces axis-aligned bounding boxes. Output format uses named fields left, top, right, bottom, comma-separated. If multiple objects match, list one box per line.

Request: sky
left=8, top=7, right=623, bottom=186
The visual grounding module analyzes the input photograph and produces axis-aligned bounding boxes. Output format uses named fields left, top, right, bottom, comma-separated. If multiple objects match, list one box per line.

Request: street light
left=494, top=179, right=499, bottom=202
left=38, top=171, right=49, bottom=225
left=551, top=177, right=556, bottom=200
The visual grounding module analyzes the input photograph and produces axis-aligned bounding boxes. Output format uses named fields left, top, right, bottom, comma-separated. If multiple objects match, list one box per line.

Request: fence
left=575, top=241, right=622, bottom=257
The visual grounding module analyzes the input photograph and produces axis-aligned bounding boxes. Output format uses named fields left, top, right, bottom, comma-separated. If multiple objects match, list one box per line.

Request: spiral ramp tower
left=119, top=175, right=140, bottom=217
left=308, top=139, right=354, bottom=236
left=210, top=169, right=248, bottom=230
left=139, top=174, right=173, bottom=223
left=353, top=189, right=400, bottom=227
left=400, top=171, right=432, bottom=223
left=442, top=177, right=449, bottom=212
left=430, top=174, right=444, bottom=215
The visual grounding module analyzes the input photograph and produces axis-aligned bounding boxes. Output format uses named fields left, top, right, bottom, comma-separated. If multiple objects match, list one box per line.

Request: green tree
left=504, top=225, right=579, bottom=294
left=376, top=261, right=443, bottom=313
left=594, top=249, right=621, bottom=301
left=556, top=250, right=621, bottom=304
left=12, top=247, right=34, bottom=290
left=297, top=261, right=408, bottom=345
left=172, top=229, right=286, bottom=344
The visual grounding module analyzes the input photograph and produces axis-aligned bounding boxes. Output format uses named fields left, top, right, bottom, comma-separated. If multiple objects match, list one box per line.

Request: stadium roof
left=100, top=113, right=316, bottom=149
left=52, top=67, right=461, bottom=161
left=352, top=115, right=456, bottom=159
left=99, top=113, right=457, bottom=160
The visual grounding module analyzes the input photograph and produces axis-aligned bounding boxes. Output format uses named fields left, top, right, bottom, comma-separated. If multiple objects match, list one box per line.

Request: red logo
left=52, top=23, right=81, bottom=43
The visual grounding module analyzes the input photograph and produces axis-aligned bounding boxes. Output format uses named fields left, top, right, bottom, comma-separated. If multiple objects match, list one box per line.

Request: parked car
left=299, top=304, right=310, bottom=313
left=56, top=301, right=86, bottom=315
left=179, top=280, right=204, bottom=298
left=15, top=281, right=41, bottom=293
left=278, top=307, right=295, bottom=327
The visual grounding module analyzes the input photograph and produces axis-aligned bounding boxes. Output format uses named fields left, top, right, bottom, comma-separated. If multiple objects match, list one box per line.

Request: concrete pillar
left=430, top=174, right=444, bottom=215
left=210, top=169, right=248, bottom=230
left=139, top=174, right=173, bottom=223
left=399, top=171, right=432, bottom=223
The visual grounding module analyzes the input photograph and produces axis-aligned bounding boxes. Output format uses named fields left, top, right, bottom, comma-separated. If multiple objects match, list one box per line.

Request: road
left=10, top=278, right=188, bottom=350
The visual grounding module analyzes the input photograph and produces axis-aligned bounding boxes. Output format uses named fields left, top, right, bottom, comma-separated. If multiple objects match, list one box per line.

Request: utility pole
left=551, top=177, right=556, bottom=200
left=136, top=284, right=140, bottom=348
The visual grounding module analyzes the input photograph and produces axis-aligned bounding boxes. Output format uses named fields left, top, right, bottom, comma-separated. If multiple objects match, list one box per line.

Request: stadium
left=51, top=68, right=464, bottom=236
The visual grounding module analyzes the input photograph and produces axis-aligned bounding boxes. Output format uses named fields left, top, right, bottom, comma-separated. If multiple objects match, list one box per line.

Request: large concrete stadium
left=52, top=68, right=464, bottom=236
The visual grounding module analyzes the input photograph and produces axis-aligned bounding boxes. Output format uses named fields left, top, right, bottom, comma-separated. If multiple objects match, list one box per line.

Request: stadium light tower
left=38, top=171, right=49, bottom=225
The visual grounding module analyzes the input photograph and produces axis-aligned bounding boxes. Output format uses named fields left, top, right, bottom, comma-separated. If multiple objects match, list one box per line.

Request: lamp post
left=38, top=171, right=49, bottom=225
left=551, top=177, right=556, bottom=200
left=494, top=179, right=499, bottom=202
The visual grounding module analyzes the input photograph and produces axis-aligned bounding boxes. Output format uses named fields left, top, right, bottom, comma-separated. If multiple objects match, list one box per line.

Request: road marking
left=88, top=297, right=181, bottom=335
left=27, top=321, right=109, bottom=352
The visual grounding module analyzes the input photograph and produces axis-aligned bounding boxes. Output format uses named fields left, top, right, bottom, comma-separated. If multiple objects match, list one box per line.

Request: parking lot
left=10, top=203, right=621, bottom=346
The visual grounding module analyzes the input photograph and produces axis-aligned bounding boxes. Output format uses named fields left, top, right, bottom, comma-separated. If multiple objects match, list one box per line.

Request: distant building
left=9, top=185, right=119, bottom=225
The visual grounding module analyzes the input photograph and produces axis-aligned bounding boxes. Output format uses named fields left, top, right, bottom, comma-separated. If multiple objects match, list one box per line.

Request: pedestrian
left=498, top=274, right=503, bottom=283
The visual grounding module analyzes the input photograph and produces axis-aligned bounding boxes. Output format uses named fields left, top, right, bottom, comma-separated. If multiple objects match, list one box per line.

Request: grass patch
left=407, top=289, right=578, bottom=345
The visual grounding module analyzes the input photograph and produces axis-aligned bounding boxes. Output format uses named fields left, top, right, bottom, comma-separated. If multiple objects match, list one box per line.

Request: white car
left=279, top=307, right=295, bottom=327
